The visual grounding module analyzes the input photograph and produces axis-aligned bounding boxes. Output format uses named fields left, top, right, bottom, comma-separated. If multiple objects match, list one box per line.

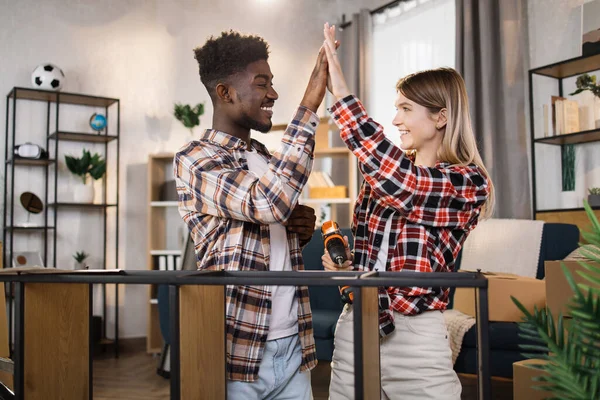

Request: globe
left=89, top=113, right=107, bottom=132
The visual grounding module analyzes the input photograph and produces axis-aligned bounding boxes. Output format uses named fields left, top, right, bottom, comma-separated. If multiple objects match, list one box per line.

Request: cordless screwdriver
left=321, top=221, right=348, bottom=268
left=321, top=221, right=354, bottom=304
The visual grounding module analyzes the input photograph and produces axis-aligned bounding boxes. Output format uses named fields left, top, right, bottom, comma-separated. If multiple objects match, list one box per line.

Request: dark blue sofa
left=301, top=223, right=580, bottom=378
left=302, top=228, right=352, bottom=361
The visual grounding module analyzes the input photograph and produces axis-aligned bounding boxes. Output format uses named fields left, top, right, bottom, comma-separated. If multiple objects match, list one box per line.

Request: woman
left=320, top=23, right=494, bottom=399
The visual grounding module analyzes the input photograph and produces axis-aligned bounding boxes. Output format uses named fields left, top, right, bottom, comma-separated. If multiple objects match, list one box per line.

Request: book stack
left=152, top=252, right=181, bottom=271
left=544, top=94, right=596, bottom=137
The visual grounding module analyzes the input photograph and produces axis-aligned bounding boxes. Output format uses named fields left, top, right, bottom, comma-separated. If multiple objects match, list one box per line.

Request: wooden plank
left=535, top=209, right=600, bottom=241
left=146, top=304, right=163, bottom=353
left=0, top=242, right=12, bottom=390
left=180, top=285, right=225, bottom=399
left=359, top=286, right=381, bottom=398
left=24, top=283, right=89, bottom=399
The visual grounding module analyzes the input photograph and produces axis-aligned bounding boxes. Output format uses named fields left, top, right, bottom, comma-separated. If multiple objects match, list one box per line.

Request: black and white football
left=31, top=63, right=65, bottom=91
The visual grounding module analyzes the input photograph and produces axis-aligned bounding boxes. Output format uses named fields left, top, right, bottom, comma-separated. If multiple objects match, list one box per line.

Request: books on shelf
left=152, top=253, right=181, bottom=271
left=550, top=96, right=580, bottom=135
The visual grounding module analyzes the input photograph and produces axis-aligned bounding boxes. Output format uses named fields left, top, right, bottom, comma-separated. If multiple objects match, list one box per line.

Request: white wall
left=528, top=0, right=600, bottom=211
left=0, top=0, right=386, bottom=339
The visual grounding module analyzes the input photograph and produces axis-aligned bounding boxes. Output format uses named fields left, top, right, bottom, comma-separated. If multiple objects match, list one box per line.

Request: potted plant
left=173, top=102, right=204, bottom=137
left=73, top=251, right=89, bottom=270
left=570, top=73, right=600, bottom=129
left=65, top=149, right=106, bottom=203
left=511, top=200, right=600, bottom=398
left=589, top=187, right=600, bottom=207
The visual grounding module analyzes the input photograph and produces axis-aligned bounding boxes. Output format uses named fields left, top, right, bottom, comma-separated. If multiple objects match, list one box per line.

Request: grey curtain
left=456, top=0, right=531, bottom=218
left=329, top=9, right=372, bottom=227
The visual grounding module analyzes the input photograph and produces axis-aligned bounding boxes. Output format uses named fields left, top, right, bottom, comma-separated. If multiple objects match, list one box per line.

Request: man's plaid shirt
left=329, top=95, right=490, bottom=337
left=173, top=106, right=319, bottom=381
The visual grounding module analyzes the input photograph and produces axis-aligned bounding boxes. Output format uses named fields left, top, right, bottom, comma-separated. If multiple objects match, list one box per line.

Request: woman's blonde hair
left=396, top=67, right=495, bottom=218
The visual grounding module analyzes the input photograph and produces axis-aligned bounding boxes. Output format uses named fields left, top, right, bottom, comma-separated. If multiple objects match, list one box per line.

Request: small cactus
left=588, top=187, right=600, bottom=196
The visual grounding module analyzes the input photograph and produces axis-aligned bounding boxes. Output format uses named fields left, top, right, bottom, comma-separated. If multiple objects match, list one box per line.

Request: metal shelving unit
left=529, top=53, right=600, bottom=219
left=2, top=86, right=120, bottom=357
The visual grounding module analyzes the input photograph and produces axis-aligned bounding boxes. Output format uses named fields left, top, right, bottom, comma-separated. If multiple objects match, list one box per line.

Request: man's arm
left=175, top=108, right=318, bottom=225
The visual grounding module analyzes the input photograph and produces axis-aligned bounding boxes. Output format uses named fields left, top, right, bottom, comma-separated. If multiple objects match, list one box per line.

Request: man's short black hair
left=193, top=30, right=270, bottom=97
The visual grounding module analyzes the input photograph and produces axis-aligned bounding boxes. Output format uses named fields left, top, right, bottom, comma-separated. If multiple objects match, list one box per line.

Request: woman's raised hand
left=323, top=22, right=351, bottom=100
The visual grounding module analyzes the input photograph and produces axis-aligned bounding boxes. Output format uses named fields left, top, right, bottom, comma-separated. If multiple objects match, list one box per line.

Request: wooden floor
left=93, top=340, right=512, bottom=399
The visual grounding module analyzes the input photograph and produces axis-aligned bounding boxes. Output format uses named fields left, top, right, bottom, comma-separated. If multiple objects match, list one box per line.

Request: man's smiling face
left=230, top=59, right=279, bottom=133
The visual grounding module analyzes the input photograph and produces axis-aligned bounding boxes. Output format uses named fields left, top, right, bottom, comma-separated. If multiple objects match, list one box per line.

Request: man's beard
left=239, top=111, right=272, bottom=133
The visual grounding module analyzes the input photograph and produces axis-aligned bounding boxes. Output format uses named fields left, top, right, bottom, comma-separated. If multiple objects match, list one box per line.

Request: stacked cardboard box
left=452, top=272, right=546, bottom=322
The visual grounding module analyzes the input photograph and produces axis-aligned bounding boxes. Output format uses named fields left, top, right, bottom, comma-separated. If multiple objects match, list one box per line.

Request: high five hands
left=323, top=22, right=351, bottom=100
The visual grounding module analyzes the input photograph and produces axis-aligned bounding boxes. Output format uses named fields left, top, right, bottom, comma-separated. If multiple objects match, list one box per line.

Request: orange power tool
left=321, top=221, right=354, bottom=304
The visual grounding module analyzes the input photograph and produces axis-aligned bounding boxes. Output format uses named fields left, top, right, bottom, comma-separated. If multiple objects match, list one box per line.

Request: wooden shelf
left=4, top=226, right=55, bottom=232
left=534, top=128, right=600, bottom=145
left=300, top=197, right=352, bottom=205
left=530, top=53, right=600, bottom=79
left=7, top=158, right=55, bottom=166
left=8, top=87, right=118, bottom=107
left=536, top=206, right=600, bottom=213
left=150, top=250, right=182, bottom=256
left=314, top=147, right=350, bottom=156
left=49, top=203, right=117, bottom=208
left=48, top=131, right=118, bottom=143
left=150, top=201, right=178, bottom=207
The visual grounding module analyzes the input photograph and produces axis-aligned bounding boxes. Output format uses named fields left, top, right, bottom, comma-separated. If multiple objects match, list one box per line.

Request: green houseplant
left=511, top=200, right=600, bottom=399
left=570, top=73, right=600, bottom=129
left=173, top=103, right=204, bottom=136
left=65, top=149, right=106, bottom=203
left=73, top=251, right=89, bottom=269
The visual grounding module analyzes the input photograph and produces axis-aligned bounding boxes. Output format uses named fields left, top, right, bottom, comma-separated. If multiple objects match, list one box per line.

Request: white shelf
left=150, top=201, right=178, bottom=207
left=150, top=250, right=182, bottom=256
left=300, top=197, right=351, bottom=205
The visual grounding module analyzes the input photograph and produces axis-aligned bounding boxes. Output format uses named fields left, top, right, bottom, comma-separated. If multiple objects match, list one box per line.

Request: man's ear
left=215, top=83, right=234, bottom=103
left=436, top=108, right=448, bottom=130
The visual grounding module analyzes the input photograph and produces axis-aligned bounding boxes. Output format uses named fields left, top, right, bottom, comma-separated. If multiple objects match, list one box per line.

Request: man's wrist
left=300, top=100, right=319, bottom=113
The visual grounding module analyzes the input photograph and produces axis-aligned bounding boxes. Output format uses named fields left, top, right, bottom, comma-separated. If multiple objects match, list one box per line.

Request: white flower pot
left=73, top=261, right=87, bottom=270
left=74, top=182, right=94, bottom=203
left=561, top=191, right=579, bottom=209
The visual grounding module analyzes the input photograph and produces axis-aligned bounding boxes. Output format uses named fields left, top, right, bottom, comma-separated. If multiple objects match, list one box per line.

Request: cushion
left=461, top=321, right=541, bottom=351
left=312, top=309, right=342, bottom=339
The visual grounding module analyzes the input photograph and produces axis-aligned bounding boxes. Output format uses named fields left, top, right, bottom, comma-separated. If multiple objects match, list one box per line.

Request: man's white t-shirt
left=245, top=146, right=298, bottom=340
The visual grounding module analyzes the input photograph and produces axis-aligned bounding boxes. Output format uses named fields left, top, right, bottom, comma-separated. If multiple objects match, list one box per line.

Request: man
left=174, top=30, right=329, bottom=399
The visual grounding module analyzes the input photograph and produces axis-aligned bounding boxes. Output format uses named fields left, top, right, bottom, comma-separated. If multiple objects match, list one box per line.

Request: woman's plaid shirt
left=329, top=95, right=490, bottom=337
left=173, top=106, right=319, bottom=382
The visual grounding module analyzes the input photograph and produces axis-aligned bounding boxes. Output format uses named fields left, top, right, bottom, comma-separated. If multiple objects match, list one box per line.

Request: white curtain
left=370, top=0, right=455, bottom=146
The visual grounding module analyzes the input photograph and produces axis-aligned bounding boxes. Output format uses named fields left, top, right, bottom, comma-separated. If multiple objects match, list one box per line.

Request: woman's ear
left=436, top=108, right=448, bottom=130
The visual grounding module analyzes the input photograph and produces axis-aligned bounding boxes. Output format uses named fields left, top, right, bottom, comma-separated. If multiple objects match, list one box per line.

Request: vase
left=589, top=194, right=600, bottom=208
left=74, top=181, right=94, bottom=203
left=73, top=261, right=87, bottom=270
left=561, top=191, right=579, bottom=209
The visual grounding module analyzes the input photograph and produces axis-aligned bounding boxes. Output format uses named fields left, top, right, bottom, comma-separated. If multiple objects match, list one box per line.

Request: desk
left=0, top=269, right=490, bottom=400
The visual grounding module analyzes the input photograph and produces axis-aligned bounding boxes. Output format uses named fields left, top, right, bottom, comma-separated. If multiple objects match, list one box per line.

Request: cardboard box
left=453, top=272, right=546, bottom=322
left=309, top=186, right=347, bottom=199
left=545, top=261, right=600, bottom=318
left=513, top=359, right=552, bottom=400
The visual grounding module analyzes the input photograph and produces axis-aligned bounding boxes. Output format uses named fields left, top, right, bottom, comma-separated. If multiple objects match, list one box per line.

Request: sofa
left=302, top=222, right=580, bottom=378
left=451, top=222, right=580, bottom=378
left=302, top=228, right=352, bottom=361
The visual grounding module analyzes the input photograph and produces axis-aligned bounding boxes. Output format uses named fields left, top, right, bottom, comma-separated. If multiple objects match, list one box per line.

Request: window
left=370, top=0, right=455, bottom=146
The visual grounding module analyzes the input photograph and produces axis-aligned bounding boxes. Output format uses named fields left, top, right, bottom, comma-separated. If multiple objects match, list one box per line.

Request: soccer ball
left=31, top=63, right=65, bottom=91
